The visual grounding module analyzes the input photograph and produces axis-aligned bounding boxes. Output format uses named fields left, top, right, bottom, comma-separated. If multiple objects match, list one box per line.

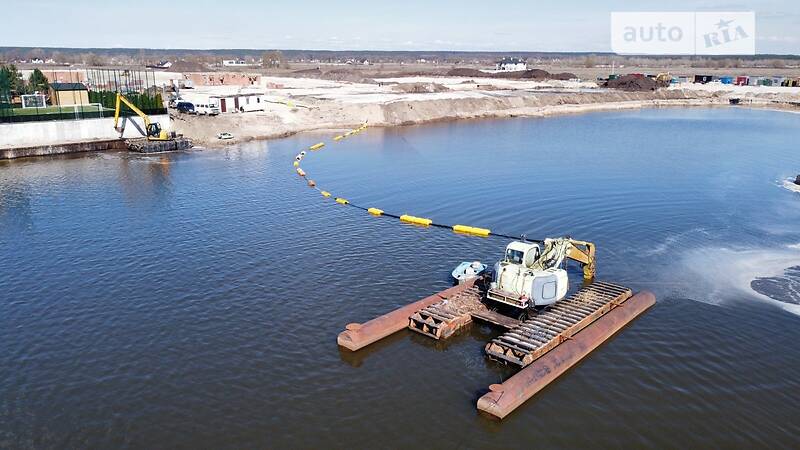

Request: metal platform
left=126, top=137, right=193, bottom=153
left=470, top=309, right=520, bottom=330
left=484, top=281, right=632, bottom=367
left=408, top=286, right=486, bottom=339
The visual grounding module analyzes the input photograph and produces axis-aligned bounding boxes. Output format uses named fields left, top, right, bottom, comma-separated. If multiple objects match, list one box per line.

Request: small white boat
left=452, top=261, right=487, bottom=283
left=217, top=132, right=234, bottom=140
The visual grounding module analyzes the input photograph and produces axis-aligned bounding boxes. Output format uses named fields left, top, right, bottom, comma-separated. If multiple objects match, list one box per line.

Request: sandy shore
left=173, top=75, right=800, bottom=148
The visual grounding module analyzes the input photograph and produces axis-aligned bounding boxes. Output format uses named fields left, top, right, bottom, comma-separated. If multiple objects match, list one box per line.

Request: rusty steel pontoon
left=338, top=277, right=654, bottom=419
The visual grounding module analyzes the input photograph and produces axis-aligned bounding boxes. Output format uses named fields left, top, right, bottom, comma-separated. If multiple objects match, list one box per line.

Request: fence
left=0, top=68, right=167, bottom=124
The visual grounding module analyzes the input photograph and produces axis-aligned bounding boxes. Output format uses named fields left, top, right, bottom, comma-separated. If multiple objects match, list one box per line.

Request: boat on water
left=452, top=261, right=486, bottom=283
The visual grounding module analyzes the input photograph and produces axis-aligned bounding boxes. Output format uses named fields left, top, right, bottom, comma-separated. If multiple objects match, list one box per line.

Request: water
left=1, top=108, right=799, bottom=448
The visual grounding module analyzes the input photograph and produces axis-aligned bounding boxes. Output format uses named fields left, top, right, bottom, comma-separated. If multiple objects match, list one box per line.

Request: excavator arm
left=565, top=239, right=596, bottom=280
left=113, top=93, right=167, bottom=140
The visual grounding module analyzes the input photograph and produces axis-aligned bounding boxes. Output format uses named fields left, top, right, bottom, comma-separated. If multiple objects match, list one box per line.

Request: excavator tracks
left=126, top=137, right=193, bottom=153
left=408, top=286, right=486, bottom=339
left=485, top=281, right=632, bottom=367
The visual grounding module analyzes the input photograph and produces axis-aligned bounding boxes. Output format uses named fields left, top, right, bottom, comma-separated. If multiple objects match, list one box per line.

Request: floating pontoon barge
left=337, top=279, right=654, bottom=419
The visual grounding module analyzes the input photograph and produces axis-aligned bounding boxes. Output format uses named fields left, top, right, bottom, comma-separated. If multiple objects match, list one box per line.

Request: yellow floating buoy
left=452, top=224, right=491, bottom=237
left=335, top=197, right=349, bottom=205
left=333, top=135, right=344, bottom=141
left=400, top=215, right=433, bottom=227
left=296, top=168, right=306, bottom=177
left=367, top=208, right=384, bottom=216
left=293, top=161, right=299, bottom=167
left=321, top=191, right=331, bottom=198
left=309, top=143, right=325, bottom=151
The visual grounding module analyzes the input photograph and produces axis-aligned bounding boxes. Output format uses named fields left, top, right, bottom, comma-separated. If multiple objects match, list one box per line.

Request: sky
left=3, top=0, right=798, bottom=54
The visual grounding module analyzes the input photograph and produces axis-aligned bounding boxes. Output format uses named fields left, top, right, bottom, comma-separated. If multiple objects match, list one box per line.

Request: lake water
left=1, top=108, right=799, bottom=448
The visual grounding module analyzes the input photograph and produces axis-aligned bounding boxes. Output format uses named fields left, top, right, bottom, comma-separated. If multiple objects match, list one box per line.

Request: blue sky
left=4, top=0, right=799, bottom=54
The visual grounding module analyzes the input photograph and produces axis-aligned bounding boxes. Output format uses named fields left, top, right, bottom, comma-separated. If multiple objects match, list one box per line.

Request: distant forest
left=1, top=47, right=798, bottom=69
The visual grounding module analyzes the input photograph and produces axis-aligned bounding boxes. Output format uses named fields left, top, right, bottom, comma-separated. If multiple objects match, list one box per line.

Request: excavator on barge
left=486, top=237, right=596, bottom=319
left=338, top=237, right=654, bottom=418
left=113, top=92, right=192, bottom=153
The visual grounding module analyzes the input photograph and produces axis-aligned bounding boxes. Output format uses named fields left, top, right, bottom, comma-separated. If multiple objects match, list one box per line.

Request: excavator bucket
left=566, top=240, right=596, bottom=280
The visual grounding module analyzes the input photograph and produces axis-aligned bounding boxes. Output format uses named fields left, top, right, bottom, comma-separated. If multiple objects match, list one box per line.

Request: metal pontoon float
left=337, top=278, right=654, bottom=419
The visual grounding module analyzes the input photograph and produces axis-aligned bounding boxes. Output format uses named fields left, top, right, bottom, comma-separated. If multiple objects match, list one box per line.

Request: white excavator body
left=487, top=239, right=583, bottom=309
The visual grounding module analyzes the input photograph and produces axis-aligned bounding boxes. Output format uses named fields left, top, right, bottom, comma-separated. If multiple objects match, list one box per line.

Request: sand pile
left=170, top=60, right=207, bottom=72
left=286, top=68, right=374, bottom=83
left=391, top=82, right=450, bottom=93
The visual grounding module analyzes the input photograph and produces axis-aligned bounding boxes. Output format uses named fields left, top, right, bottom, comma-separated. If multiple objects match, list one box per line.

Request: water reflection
left=117, top=154, right=173, bottom=207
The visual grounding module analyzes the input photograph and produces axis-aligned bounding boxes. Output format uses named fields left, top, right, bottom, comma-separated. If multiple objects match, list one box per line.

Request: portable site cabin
left=48, top=82, right=89, bottom=106
left=720, top=76, right=734, bottom=84
left=735, top=76, right=749, bottom=86
left=210, top=93, right=266, bottom=113
left=694, top=75, right=713, bottom=84
left=782, top=78, right=800, bottom=87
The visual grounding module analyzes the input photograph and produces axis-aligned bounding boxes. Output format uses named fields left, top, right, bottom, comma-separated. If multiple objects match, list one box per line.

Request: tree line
left=0, top=65, right=50, bottom=98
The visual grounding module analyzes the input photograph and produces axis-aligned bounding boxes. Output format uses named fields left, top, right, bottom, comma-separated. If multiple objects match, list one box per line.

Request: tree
left=28, top=69, right=49, bottom=94
left=262, top=50, right=286, bottom=69
left=0, top=64, right=24, bottom=94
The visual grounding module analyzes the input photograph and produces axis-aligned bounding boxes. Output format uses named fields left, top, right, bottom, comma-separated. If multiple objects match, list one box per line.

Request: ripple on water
left=2, top=109, right=800, bottom=448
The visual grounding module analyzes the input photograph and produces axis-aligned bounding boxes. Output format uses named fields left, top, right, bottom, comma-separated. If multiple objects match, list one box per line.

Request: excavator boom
left=113, top=92, right=168, bottom=141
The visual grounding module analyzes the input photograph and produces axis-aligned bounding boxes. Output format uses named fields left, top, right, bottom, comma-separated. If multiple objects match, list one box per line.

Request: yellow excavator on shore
left=113, top=92, right=192, bottom=152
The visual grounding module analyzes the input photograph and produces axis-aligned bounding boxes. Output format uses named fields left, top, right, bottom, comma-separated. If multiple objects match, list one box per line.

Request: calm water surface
left=1, top=108, right=799, bottom=448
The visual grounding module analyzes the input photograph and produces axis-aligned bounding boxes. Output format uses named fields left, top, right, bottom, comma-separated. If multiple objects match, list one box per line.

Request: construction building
left=48, top=83, right=89, bottom=106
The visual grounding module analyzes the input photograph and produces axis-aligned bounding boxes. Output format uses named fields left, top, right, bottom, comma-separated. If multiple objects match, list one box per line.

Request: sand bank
left=173, top=76, right=799, bottom=148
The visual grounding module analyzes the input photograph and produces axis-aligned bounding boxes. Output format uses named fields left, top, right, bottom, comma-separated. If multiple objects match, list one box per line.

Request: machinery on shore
left=486, top=238, right=595, bottom=318
left=113, top=92, right=192, bottom=153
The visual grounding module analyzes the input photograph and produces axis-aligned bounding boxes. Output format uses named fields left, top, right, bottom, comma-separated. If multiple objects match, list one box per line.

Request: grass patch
left=2, top=105, right=114, bottom=116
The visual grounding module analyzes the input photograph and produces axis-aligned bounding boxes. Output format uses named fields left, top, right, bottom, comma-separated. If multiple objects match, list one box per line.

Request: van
left=194, top=103, right=220, bottom=116
left=176, top=101, right=195, bottom=114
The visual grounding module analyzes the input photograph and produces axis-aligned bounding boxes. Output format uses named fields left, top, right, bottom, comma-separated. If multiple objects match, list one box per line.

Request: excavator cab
left=487, top=238, right=597, bottom=311
left=146, top=122, right=163, bottom=139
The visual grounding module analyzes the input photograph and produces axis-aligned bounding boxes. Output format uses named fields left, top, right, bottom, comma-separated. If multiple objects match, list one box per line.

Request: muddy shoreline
left=179, top=89, right=738, bottom=149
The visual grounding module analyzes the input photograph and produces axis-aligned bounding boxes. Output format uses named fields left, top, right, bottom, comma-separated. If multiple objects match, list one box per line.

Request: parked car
left=194, top=103, right=220, bottom=116
left=176, top=101, right=195, bottom=114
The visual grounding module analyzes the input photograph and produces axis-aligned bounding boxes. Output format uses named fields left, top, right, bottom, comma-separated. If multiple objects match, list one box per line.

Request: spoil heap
left=446, top=68, right=576, bottom=80
left=604, top=74, right=669, bottom=91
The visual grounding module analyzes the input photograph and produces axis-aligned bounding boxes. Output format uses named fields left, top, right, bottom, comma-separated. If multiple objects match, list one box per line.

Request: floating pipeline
left=399, top=214, right=433, bottom=227
left=452, top=224, right=491, bottom=237
left=292, top=122, right=542, bottom=243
